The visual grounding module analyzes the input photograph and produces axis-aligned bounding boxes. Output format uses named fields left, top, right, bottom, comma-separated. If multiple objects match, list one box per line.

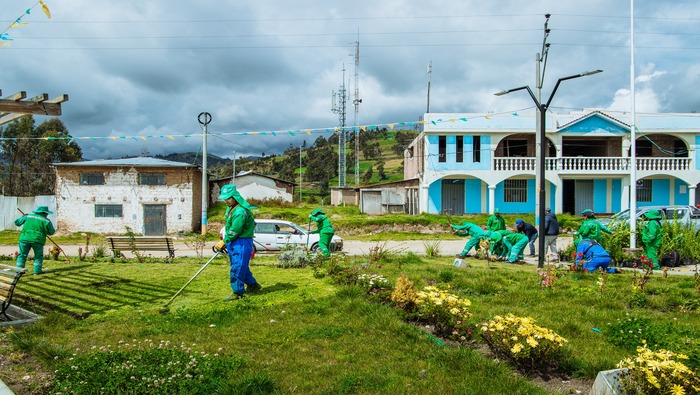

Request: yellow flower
left=671, top=384, right=685, bottom=395
left=526, top=337, right=539, bottom=348
left=511, top=343, right=523, bottom=354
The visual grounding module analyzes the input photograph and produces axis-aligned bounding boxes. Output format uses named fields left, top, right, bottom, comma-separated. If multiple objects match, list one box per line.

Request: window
left=456, top=136, right=463, bottom=162
left=438, top=136, right=446, bottom=162
left=95, top=204, right=123, bottom=218
left=473, top=136, right=481, bottom=162
left=637, top=179, right=652, bottom=202
left=504, top=179, right=528, bottom=203
left=139, top=173, right=166, bottom=185
left=636, top=140, right=652, bottom=157
left=80, top=173, right=105, bottom=185
left=255, top=223, right=276, bottom=234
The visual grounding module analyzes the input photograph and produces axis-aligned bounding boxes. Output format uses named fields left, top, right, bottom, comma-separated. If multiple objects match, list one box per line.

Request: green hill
left=208, top=129, right=419, bottom=202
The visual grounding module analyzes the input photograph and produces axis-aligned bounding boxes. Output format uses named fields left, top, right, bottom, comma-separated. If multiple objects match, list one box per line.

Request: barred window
left=456, top=136, right=463, bottom=163
left=95, top=204, right=123, bottom=218
left=139, top=173, right=166, bottom=185
left=438, top=136, right=446, bottom=162
left=637, top=179, right=652, bottom=202
left=504, top=179, right=528, bottom=203
left=80, top=173, right=105, bottom=185
left=473, top=136, right=481, bottom=162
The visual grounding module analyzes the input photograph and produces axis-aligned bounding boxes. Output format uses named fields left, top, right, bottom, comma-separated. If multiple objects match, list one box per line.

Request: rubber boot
left=33, top=262, right=44, bottom=275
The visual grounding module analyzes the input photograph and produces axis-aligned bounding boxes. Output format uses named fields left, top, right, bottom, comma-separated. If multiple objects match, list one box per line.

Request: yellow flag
left=40, top=0, right=51, bottom=19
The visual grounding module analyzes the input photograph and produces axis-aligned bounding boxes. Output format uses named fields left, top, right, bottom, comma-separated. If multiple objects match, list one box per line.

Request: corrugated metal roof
left=53, top=157, right=198, bottom=167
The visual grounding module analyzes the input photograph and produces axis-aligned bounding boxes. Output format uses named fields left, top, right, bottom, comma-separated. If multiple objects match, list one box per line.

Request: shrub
left=391, top=274, right=417, bottom=310
left=480, top=314, right=568, bottom=370
left=52, top=339, right=244, bottom=394
left=277, top=246, right=312, bottom=268
left=422, top=240, right=442, bottom=257
left=414, top=285, right=472, bottom=337
left=617, top=343, right=700, bottom=394
left=357, top=273, right=393, bottom=303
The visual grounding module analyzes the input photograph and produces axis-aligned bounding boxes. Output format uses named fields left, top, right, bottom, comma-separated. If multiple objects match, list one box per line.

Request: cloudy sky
left=2, top=0, right=699, bottom=160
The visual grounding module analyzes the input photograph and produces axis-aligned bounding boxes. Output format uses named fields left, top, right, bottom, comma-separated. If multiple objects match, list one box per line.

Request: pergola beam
left=0, top=92, right=69, bottom=125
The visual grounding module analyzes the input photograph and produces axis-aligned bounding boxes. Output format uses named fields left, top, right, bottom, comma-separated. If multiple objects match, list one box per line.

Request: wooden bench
left=0, top=264, right=27, bottom=320
left=107, top=236, right=176, bottom=259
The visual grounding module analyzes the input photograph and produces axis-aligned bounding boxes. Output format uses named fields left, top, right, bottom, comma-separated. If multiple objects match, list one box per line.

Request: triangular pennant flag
left=39, top=0, right=51, bottom=19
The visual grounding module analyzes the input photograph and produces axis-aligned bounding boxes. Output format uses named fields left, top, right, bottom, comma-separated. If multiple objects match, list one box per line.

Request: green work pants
left=319, top=232, right=334, bottom=257
left=461, top=235, right=484, bottom=256
left=17, top=240, right=45, bottom=274
left=644, top=245, right=660, bottom=270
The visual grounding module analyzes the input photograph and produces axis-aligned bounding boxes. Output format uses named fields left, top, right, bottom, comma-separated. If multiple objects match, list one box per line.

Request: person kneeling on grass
left=218, top=184, right=262, bottom=301
left=575, top=238, right=618, bottom=273
left=452, top=221, right=487, bottom=258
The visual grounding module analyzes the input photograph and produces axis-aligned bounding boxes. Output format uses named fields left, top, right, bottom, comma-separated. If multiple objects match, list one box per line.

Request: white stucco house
left=53, top=157, right=203, bottom=235
left=210, top=171, right=296, bottom=204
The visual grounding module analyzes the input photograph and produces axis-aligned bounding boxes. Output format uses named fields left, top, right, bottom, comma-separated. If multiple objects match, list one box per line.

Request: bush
left=480, top=314, right=568, bottom=370
left=277, top=246, right=313, bottom=268
left=617, top=343, right=700, bottom=394
left=390, top=274, right=417, bottom=310
left=414, top=285, right=472, bottom=337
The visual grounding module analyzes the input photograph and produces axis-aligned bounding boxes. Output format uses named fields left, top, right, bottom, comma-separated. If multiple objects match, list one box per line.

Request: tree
left=362, top=165, right=373, bottom=184
left=377, top=160, right=387, bottom=181
left=305, top=141, right=336, bottom=183
left=1, top=115, right=82, bottom=196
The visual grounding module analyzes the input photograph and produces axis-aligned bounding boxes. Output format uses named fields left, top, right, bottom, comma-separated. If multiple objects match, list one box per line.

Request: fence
left=0, top=196, right=56, bottom=231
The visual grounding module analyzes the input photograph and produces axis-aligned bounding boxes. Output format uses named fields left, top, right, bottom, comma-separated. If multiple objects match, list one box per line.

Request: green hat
left=217, top=184, right=253, bottom=209
left=581, top=208, right=593, bottom=216
left=494, top=208, right=500, bottom=214
left=310, top=208, right=325, bottom=216
left=33, top=205, right=53, bottom=215
left=643, top=209, right=662, bottom=220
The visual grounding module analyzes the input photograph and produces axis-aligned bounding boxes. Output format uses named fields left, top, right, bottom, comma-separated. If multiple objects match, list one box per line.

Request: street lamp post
left=495, top=70, right=602, bottom=268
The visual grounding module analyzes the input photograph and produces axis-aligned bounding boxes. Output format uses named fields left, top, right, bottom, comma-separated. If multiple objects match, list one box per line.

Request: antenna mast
left=352, top=36, right=362, bottom=186
left=332, top=65, right=348, bottom=187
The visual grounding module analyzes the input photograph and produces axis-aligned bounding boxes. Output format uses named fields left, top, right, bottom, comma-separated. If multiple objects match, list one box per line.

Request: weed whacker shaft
left=160, top=251, right=222, bottom=313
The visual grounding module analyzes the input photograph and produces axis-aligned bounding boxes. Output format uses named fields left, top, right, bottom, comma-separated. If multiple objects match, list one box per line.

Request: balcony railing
left=492, top=157, right=692, bottom=172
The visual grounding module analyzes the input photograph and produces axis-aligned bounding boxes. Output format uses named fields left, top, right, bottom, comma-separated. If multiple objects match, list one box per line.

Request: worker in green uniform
left=309, top=208, right=334, bottom=257
left=486, top=208, right=506, bottom=232
left=641, top=209, right=663, bottom=270
left=452, top=221, right=487, bottom=258
left=15, top=205, right=56, bottom=275
left=575, top=209, right=612, bottom=244
left=218, top=184, right=261, bottom=300
left=496, top=229, right=529, bottom=263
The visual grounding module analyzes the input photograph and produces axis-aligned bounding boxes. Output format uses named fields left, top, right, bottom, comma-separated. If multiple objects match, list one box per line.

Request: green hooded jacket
left=15, top=213, right=55, bottom=245
left=310, top=211, right=334, bottom=235
left=223, top=205, right=255, bottom=242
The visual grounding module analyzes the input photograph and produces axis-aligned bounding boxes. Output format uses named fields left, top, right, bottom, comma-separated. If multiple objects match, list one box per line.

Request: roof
left=212, top=171, right=297, bottom=186
left=53, top=157, right=198, bottom=168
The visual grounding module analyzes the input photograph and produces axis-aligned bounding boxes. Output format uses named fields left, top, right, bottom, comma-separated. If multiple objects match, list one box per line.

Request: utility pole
left=426, top=61, right=432, bottom=113
left=534, top=14, right=551, bottom=225
left=352, top=36, right=362, bottom=186
left=332, top=65, right=348, bottom=187
left=198, top=112, right=212, bottom=235
left=299, top=144, right=302, bottom=202
left=232, top=151, right=236, bottom=183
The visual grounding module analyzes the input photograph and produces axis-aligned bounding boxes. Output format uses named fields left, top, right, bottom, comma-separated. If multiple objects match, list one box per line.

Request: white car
left=599, top=205, right=700, bottom=229
left=220, top=219, right=343, bottom=253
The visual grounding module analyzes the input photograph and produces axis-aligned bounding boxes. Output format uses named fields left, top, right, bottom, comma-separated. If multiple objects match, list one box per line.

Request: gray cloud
left=2, top=0, right=699, bottom=160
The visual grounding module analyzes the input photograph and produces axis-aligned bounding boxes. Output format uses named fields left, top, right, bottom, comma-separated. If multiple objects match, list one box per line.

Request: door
left=575, top=180, right=594, bottom=215
left=144, top=205, right=166, bottom=235
left=441, top=179, right=465, bottom=216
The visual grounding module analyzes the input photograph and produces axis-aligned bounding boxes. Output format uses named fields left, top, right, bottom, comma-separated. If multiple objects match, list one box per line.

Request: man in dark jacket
left=15, top=205, right=56, bottom=274
left=543, top=208, right=560, bottom=260
left=515, top=219, right=538, bottom=256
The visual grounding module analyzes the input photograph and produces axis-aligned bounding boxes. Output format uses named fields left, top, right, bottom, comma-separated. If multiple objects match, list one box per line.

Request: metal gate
left=575, top=180, right=594, bottom=215
left=441, top=179, right=465, bottom=216
left=144, top=204, right=166, bottom=235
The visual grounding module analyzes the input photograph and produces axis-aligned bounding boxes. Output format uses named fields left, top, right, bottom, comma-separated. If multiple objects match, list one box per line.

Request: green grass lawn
left=3, top=251, right=699, bottom=394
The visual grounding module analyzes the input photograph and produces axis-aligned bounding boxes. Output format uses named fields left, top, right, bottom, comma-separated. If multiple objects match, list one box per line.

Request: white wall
left=56, top=169, right=195, bottom=234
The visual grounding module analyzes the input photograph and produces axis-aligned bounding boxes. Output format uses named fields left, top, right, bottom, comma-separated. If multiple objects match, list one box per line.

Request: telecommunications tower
left=332, top=65, right=348, bottom=187
left=352, top=38, right=362, bottom=186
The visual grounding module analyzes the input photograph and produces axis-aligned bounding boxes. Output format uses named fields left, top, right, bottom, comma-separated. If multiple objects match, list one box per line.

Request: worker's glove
left=213, top=241, right=227, bottom=253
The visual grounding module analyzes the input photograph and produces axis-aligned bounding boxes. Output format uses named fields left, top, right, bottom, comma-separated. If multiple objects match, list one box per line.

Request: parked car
left=599, top=205, right=700, bottom=229
left=220, top=219, right=343, bottom=253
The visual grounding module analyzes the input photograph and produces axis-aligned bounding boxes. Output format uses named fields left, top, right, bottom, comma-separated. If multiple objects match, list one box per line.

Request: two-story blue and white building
left=403, top=109, right=700, bottom=215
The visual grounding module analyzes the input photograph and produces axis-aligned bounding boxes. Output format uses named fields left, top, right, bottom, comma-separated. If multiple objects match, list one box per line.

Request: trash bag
left=661, top=251, right=681, bottom=267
